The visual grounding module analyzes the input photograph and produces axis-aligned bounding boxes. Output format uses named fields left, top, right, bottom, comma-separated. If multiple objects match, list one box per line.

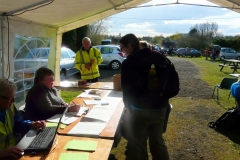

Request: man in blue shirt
left=230, top=78, right=240, bottom=110
left=0, top=79, right=45, bottom=159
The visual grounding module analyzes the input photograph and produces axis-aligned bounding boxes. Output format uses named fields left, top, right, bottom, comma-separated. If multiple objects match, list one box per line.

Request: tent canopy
left=0, top=0, right=150, bottom=33
left=209, top=0, right=240, bottom=13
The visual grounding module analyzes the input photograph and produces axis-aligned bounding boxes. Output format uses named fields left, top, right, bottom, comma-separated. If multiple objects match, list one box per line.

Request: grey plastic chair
left=212, top=77, right=237, bottom=103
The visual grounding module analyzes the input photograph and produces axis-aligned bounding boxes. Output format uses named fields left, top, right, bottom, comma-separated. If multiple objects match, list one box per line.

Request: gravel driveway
left=168, top=57, right=213, bottom=99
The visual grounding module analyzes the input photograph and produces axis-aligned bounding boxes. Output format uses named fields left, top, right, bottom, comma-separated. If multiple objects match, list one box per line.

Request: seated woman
left=230, top=77, right=240, bottom=110
left=24, top=67, right=80, bottom=121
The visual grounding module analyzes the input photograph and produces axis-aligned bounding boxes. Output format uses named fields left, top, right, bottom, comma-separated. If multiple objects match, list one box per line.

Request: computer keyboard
left=28, top=127, right=55, bottom=148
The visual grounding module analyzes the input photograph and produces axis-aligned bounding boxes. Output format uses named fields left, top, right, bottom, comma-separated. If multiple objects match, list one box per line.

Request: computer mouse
left=21, top=151, right=24, bottom=155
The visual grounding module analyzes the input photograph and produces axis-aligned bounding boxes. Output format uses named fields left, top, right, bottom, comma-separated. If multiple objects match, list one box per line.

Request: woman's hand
left=68, top=104, right=80, bottom=112
left=0, top=146, right=23, bottom=159
left=61, top=102, right=68, bottom=106
left=30, top=120, right=46, bottom=130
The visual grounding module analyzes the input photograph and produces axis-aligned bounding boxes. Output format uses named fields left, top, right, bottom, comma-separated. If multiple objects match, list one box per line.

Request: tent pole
left=0, top=16, right=4, bottom=78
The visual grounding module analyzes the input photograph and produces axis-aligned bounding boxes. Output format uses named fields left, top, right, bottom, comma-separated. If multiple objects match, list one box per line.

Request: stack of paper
left=46, top=114, right=78, bottom=125
left=68, top=122, right=107, bottom=137
left=67, top=107, right=90, bottom=116
left=64, top=139, right=98, bottom=151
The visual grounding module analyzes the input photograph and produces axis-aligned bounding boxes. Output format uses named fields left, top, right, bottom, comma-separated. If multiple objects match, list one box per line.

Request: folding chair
left=212, top=78, right=237, bottom=104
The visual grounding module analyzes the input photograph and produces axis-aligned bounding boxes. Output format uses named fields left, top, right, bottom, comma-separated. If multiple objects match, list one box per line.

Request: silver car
left=14, top=47, right=78, bottom=81
left=218, top=47, right=240, bottom=60
left=93, top=45, right=125, bottom=70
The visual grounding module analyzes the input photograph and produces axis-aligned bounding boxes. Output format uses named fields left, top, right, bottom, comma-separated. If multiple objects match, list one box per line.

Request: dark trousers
left=124, top=107, right=169, bottom=160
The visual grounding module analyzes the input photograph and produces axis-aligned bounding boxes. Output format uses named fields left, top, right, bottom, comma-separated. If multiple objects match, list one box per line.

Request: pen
left=84, top=108, right=90, bottom=114
left=71, top=101, right=76, bottom=105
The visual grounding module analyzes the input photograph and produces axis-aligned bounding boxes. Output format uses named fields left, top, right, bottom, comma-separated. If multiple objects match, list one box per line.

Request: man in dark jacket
left=120, top=34, right=169, bottom=160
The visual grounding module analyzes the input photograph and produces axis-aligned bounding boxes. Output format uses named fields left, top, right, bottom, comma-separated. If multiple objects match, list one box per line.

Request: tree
left=62, top=30, right=77, bottom=51
left=169, top=33, right=184, bottom=41
left=150, top=35, right=163, bottom=45
left=87, top=19, right=109, bottom=45
left=189, top=28, right=198, bottom=37
left=75, top=25, right=89, bottom=51
left=213, top=35, right=240, bottom=51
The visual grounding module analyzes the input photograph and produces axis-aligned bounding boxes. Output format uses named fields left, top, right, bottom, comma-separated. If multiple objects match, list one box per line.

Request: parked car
left=172, top=48, right=178, bottom=55
left=152, top=45, right=161, bottom=52
left=190, top=48, right=201, bottom=55
left=218, top=47, right=240, bottom=60
left=176, top=48, right=201, bottom=57
left=176, top=48, right=186, bottom=56
left=92, top=45, right=125, bottom=70
left=14, top=47, right=79, bottom=81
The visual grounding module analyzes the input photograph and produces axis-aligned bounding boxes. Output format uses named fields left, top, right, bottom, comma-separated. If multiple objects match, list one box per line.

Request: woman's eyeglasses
left=120, top=46, right=126, bottom=51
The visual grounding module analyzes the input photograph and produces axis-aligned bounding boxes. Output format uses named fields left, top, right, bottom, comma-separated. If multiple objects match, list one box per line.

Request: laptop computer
left=17, top=105, right=69, bottom=152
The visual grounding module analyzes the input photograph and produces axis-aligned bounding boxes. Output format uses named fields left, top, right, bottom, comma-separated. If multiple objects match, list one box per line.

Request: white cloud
left=121, top=22, right=156, bottom=29
left=108, top=0, right=240, bottom=37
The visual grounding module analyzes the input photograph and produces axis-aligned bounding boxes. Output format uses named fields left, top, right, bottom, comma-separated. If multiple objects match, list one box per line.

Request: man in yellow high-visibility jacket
left=0, top=79, right=45, bottom=159
left=75, top=37, right=103, bottom=82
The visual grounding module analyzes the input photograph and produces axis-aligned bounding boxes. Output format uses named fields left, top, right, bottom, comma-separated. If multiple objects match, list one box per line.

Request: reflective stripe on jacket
left=75, top=47, right=103, bottom=80
left=0, top=104, right=16, bottom=149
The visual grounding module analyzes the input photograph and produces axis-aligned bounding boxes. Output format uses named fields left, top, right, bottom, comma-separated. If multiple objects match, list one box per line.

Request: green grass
left=190, top=57, right=236, bottom=108
left=61, top=90, right=81, bottom=103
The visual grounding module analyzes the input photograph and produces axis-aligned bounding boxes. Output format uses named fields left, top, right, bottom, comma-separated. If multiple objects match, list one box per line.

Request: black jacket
left=121, top=48, right=168, bottom=110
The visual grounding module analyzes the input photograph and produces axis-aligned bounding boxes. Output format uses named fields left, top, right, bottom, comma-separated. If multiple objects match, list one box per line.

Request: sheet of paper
left=105, top=90, right=123, bottom=98
left=60, top=124, right=66, bottom=129
left=85, top=106, right=115, bottom=122
left=64, top=139, right=98, bottom=151
left=103, top=85, right=110, bottom=88
left=46, top=114, right=78, bottom=124
left=68, top=122, right=107, bottom=137
left=83, top=99, right=109, bottom=105
left=46, top=114, right=62, bottom=123
left=62, top=117, right=78, bottom=125
left=67, top=106, right=90, bottom=116
left=77, top=92, right=100, bottom=98
left=58, top=153, right=89, bottom=160
left=46, top=122, right=58, bottom=127
left=77, top=89, right=102, bottom=98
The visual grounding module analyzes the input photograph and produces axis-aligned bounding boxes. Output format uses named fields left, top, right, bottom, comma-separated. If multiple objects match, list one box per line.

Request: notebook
left=17, top=105, right=69, bottom=152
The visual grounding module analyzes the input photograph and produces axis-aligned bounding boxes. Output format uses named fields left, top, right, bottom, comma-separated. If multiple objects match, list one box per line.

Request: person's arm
left=0, top=146, right=23, bottom=159
left=75, top=50, right=89, bottom=72
left=27, top=87, right=66, bottom=116
left=93, top=48, right=103, bottom=65
left=121, top=60, right=137, bottom=108
left=13, top=105, right=32, bottom=133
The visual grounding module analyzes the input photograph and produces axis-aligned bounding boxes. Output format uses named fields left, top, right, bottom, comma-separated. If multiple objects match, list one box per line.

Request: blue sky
left=108, top=0, right=240, bottom=37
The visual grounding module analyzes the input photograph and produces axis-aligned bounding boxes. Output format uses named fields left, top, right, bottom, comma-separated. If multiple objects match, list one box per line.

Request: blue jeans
left=124, top=106, right=169, bottom=160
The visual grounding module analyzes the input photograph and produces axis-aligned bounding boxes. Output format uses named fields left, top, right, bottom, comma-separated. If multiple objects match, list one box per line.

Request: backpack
left=135, top=52, right=180, bottom=109
left=208, top=109, right=240, bottom=130
left=149, top=52, right=180, bottom=98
